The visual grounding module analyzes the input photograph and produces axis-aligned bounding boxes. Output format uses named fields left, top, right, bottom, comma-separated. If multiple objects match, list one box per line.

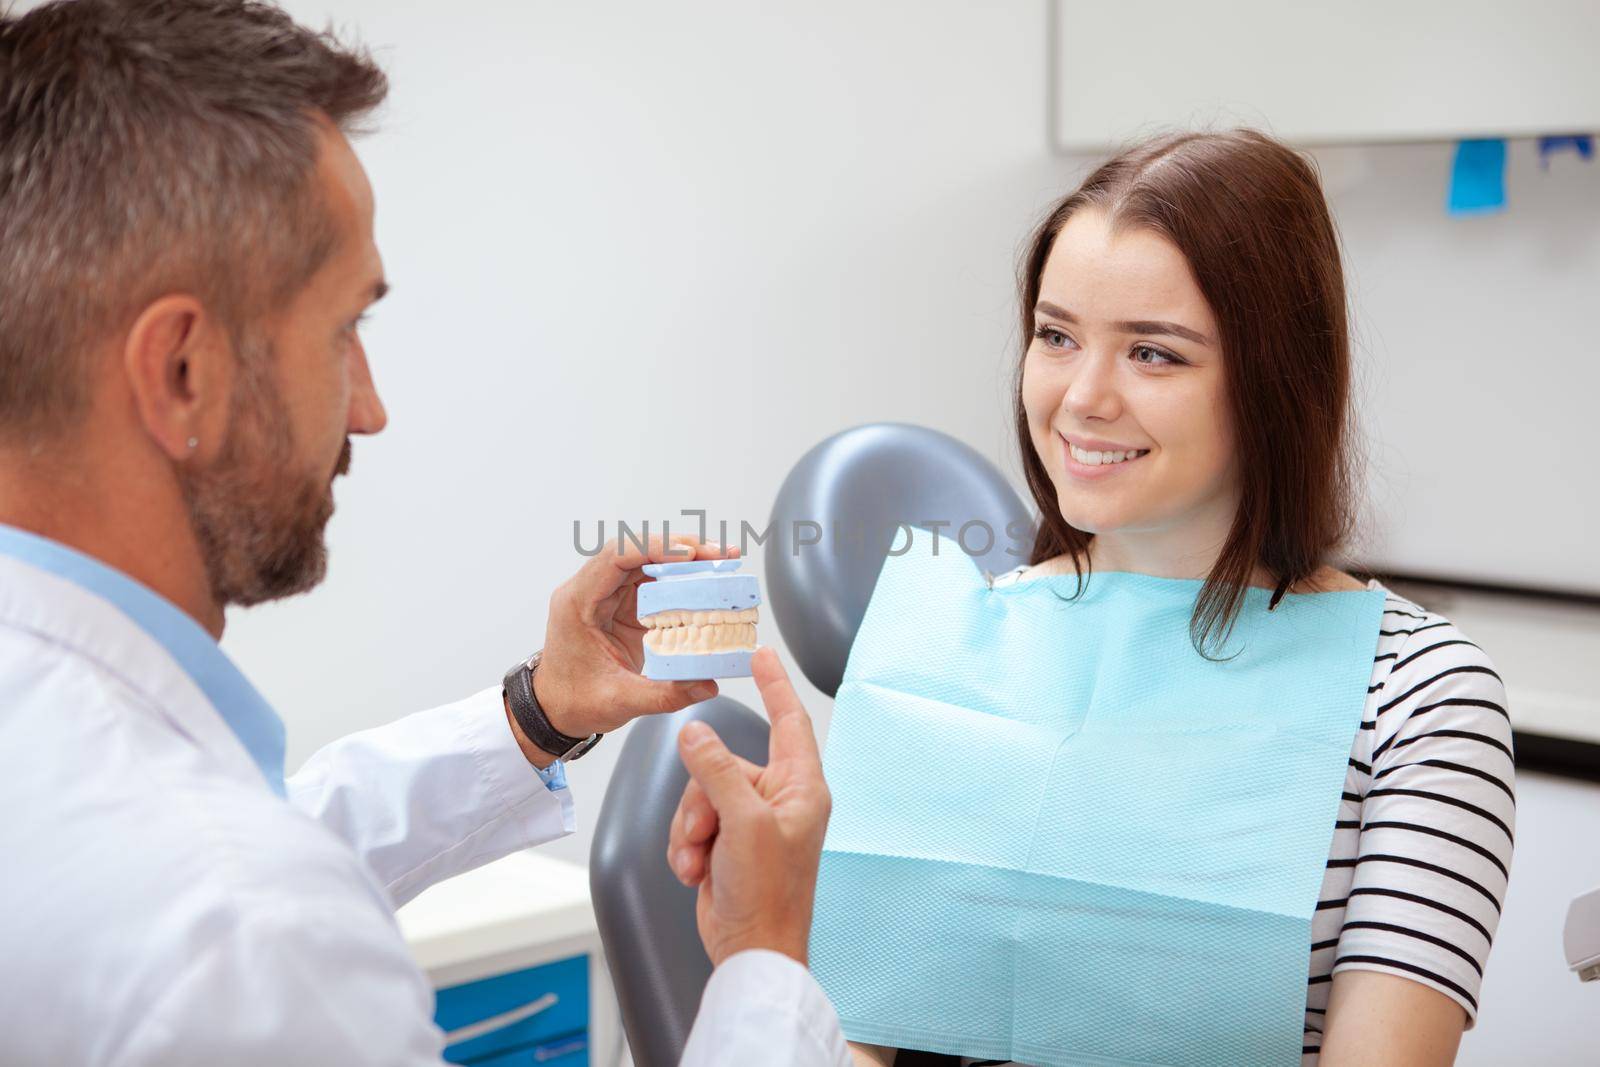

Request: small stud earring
left=187, top=437, right=198, bottom=450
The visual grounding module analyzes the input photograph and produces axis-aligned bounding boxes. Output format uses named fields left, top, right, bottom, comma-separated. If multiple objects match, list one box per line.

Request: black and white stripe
left=1300, top=588, right=1514, bottom=1065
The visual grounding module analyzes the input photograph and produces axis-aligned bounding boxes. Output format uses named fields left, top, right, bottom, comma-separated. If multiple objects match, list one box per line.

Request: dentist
left=0, top=1, right=848, bottom=1064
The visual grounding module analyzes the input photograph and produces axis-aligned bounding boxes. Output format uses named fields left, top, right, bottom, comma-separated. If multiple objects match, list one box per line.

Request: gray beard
left=176, top=340, right=345, bottom=609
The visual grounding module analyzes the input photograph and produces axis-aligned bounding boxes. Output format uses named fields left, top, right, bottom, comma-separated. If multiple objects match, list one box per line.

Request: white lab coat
left=0, top=547, right=848, bottom=1066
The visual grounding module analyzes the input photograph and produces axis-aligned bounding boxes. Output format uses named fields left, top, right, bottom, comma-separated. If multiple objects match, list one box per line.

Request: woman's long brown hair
left=1015, top=129, right=1359, bottom=655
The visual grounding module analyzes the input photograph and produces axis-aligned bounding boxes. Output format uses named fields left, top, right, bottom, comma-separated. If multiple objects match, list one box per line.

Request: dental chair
left=764, top=421, right=1033, bottom=695
left=589, top=696, right=772, bottom=1067
left=589, top=422, right=1030, bottom=1067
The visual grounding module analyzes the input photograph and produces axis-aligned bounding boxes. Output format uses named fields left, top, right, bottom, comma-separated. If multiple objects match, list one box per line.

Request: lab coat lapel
left=0, top=555, right=268, bottom=791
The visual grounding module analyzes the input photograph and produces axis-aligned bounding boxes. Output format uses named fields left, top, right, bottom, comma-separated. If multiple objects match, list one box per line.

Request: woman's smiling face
left=1022, top=208, right=1237, bottom=555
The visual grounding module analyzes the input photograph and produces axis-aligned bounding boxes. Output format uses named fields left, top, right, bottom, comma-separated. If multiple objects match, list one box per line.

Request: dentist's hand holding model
left=0, top=1, right=849, bottom=1064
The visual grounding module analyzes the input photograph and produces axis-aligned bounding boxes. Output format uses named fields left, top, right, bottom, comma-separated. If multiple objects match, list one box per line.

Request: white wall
left=1329, top=138, right=1600, bottom=595
left=242, top=0, right=1060, bottom=851
left=224, top=1, right=1600, bottom=1057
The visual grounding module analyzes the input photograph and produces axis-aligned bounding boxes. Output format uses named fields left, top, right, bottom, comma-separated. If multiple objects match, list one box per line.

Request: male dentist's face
left=178, top=121, right=388, bottom=608
left=1021, top=209, right=1237, bottom=547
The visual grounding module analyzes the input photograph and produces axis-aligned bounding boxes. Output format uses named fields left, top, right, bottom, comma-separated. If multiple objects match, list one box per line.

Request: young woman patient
left=836, top=130, right=1513, bottom=1066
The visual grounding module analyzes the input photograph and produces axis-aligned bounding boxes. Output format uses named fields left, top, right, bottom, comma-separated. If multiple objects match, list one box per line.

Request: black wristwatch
left=503, top=651, right=603, bottom=762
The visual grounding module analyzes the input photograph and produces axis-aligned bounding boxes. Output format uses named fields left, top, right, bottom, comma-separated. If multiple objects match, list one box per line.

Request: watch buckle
left=561, top=733, right=602, bottom=761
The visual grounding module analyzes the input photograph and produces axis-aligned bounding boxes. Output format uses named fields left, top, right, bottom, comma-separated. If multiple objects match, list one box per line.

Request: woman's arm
left=1319, top=971, right=1464, bottom=1066
left=848, top=1041, right=897, bottom=1066
left=1316, top=603, right=1513, bottom=1064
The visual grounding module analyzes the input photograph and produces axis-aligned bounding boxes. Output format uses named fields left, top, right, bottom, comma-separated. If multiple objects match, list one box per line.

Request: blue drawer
left=436, top=954, right=588, bottom=1064
left=466, top=1031, right=587, bottom=1066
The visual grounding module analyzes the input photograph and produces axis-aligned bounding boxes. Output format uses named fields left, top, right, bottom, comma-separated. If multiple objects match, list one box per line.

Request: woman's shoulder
left=1340, top=589, right=1515, bottom=1029
left=1361, top=586, right=1512, bottom=759
left=1298, top=573, right=1507, bottom=730
left=1291, top=565, right=1367, bottom=593
left=1367, top=587, right=1505, bottom=689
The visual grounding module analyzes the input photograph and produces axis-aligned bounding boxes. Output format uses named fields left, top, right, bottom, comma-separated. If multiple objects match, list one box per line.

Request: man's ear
left=122, top=295, right=233, bottom=462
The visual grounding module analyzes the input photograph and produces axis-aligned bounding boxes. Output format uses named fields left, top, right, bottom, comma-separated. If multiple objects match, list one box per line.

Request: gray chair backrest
left=765, top=422, right=1033, bottom=697
left=589, top=697, right=770, bottom=1067
left=589, top=424, right=1028, bottom=1063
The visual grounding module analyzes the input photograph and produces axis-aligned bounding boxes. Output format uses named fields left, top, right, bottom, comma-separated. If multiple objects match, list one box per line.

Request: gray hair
left=0, top=0, right=387, bottom=441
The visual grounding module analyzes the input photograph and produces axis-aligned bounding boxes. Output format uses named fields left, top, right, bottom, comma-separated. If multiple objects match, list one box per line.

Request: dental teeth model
left=637, top=558, right=761, bottom=680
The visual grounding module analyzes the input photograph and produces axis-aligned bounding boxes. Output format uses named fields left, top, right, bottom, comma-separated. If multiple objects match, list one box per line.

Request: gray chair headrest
left=765, top=423, right=1032, bottom=697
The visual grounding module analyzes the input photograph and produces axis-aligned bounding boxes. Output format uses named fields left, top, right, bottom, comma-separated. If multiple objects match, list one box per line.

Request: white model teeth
left=641, top=607, right=759, bottom=654
left=643, top=622, right=758, bottom=653
left=1068, top=443, right=1149, bottom=466
left=641, top=608, right=758, bottom=629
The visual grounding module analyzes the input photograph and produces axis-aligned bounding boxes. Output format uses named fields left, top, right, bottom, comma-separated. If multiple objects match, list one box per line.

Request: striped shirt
left=1301, top=586, right=1513, bottom=1062
left=961, top=576, right=1515, bottom=1066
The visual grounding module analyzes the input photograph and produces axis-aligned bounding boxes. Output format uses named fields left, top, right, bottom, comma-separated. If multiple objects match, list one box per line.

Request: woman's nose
left=1060, top=350, right=1122, bottom=423
left=346, top=338, right=388, bottom=436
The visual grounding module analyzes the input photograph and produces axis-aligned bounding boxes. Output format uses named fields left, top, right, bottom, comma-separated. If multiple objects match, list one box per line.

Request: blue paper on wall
left=1448, top=138, right=1507, bottom=215
left=1539, top=134, right=1594, bottom=169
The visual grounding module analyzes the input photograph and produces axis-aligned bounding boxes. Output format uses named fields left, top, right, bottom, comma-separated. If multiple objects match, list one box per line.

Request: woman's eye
left=1131, top=344, right=1178, bottom=366
left=1033, top=325, right=1072, bottom=350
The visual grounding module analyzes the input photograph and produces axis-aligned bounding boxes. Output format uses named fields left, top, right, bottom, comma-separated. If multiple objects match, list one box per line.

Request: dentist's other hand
left=532, top=534, right=735, bottom=739
left=667, top=647, right=832, bottom=967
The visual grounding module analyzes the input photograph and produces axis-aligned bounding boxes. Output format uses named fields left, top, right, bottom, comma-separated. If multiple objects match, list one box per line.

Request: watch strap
left=503, top=655, right=602, bottom=761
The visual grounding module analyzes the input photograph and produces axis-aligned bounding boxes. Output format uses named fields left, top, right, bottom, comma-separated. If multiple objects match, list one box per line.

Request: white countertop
left=397, top=851, right=599, bottom=977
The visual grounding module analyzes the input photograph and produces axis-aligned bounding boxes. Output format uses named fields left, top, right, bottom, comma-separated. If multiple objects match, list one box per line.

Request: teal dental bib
left=809, top=538, right=1384, bottom=1066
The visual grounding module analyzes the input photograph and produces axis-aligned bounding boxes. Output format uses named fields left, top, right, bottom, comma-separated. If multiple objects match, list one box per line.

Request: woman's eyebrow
left=1035, top=299, right=1213, bottom=347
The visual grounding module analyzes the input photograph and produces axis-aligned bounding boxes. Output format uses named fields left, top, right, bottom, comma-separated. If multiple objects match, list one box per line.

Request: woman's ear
left=122, top=295, right=233, bottom=462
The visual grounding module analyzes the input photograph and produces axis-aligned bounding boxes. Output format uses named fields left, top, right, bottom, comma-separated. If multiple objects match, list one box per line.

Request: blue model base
left=637, top=574, right=760, bottom=618
left=643, top=648, right=755, bottom=681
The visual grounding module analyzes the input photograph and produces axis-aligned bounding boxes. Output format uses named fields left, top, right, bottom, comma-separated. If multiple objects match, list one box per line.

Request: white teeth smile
left=1068, top=441, right=1150, bottom=466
